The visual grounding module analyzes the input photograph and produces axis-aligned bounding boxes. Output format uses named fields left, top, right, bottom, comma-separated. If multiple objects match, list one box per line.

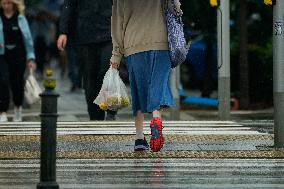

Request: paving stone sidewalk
left=3, top=67, right=274, bottom=122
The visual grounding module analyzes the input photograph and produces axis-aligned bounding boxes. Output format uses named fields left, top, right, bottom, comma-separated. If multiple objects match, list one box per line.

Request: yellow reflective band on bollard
left=210, top=0, right=218, bottom=7
left=43, top=68, right=56, bottom=89
left=264, top=0, right=275, bottom=6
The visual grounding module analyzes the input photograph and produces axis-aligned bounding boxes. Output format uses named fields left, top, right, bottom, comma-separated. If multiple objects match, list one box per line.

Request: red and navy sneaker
left=150, top=118, right=164, bottom=152
left=134, top=137, right=149, bottom=151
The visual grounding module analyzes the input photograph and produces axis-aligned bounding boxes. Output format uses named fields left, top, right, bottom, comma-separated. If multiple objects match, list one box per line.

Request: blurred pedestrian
left=65, top=43, right=81, bottom=92
left=57, top=0, right=117, bottom=120
left=29, top=10, right=50, bottom=76
left=110, top=0, right=182, bottom=152
left=0, top=0, right=35, bottom=122
left=56, top=2, right=81, bottom=92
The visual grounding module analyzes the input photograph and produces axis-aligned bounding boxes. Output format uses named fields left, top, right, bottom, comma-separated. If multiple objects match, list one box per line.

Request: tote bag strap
left=162, top=0, right=168, bottom=12
left=166, top=0, right=182, bottom=16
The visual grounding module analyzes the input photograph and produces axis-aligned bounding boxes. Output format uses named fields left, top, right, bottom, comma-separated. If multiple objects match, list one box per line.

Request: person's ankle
left=136, top=131, right=144, bottom=140
left=152, top=110, right=161, bottom=119
left=105, top=110, right=117, bottom=121
left=15, top=106, right=22, bottom=111
left=107, top=110, right=117, bottom=115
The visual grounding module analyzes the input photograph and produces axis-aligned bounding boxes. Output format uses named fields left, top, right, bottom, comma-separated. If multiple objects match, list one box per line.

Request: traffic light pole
left=170, top=67, right=180, bottom=120
left=273, top=0, right=284, bottom=149
left=217, top=0, right=231, bottom=120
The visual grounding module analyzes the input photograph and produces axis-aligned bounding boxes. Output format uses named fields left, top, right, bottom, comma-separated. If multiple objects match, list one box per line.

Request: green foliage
left=248, top=40, right=273, bottom=103
left=25, top=0, right=40, bottom=7
left=182, top=0, right=217, bottom=35
left=233, top=0, right=273, bottom=103
left=182, top=0, right=273, bottom=105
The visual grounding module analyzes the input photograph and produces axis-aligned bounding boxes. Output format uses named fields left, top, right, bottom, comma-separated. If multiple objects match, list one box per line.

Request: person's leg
left=124, top=55, right=149, bottom=150
left=76, top=44, right=105, bottom=120
left=34, top=36, right=47, bottom=75
left=135, top=111, right=144, bottom=139
left=150, top=110, right=164, bottom=152
left=134, top=111, right=149, bottom=151
left=127, top=50, right=172, bottom=152
left=74, top=46, right=82, bottom=89
left=66, top=44, right=81, bottom=91
left=10, top=64, right=26, bottom=109
left=8, top=49, right=26, bottom=122
left=0, top=56, right=10, bottom=122
left=146, top=51, right=173, bottom=152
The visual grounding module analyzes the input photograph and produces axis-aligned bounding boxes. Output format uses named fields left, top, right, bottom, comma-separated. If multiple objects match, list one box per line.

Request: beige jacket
left=111, top=0, right=182, bottom=64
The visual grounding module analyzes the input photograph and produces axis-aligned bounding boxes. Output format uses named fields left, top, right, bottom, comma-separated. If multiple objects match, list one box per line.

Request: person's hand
left=0, top=44, right=3, bottom=48
left=57, top=34, right=67, bottom=51
left=27, top=59, right=36, bottom=70
left=110, top=60, right=120, bottom=69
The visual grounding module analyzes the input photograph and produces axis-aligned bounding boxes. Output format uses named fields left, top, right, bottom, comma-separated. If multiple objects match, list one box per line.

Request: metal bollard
left=273, top=0, right=284, bottom=149
left=170, top=67, right=180, bottom=120
left=37, top=69, right=60, bottom=189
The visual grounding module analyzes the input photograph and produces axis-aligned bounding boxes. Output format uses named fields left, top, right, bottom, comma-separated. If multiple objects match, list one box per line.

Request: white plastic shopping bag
left=24, top=69, right=42, bottom=105
left=94, top=66, right=130, bottom=110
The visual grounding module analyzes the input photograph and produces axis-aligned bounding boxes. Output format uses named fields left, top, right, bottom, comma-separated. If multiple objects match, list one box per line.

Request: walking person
left=110, top=0, right=182, bottom=152
left=0, top=0, right=35, bottom=122
left=29, top=11, right=49, bottom=77
left=57, top=0, right=117, bottom=120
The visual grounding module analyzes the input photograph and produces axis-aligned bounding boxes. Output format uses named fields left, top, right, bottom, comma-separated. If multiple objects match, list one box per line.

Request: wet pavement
left=0, top=121, right=276, bottom=156
left=0, top=120, right=284, bottom=188
left=1, top=158, right=284, bottom=189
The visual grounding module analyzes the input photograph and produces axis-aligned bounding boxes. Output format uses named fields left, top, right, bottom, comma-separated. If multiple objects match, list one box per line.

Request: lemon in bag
left=121, top=96, right=130, bottom=108
left=99, top=102, right=108, bottom=110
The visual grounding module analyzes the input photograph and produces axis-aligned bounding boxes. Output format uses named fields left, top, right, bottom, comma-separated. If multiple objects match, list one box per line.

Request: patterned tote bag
left=165, top=0, right=189, bottom=68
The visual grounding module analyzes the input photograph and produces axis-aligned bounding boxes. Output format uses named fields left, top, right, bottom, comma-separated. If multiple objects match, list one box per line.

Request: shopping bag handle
left=29, top=68, right=34, bottom=75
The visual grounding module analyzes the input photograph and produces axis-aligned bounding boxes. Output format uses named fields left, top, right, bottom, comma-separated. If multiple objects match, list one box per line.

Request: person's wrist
left=27, top=60, right=36, bottom=69
left=110, top=55, right=122, bottom=65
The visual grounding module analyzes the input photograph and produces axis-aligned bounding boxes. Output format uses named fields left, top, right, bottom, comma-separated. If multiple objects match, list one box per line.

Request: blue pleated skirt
left=125, top=50, right=175, bottom=116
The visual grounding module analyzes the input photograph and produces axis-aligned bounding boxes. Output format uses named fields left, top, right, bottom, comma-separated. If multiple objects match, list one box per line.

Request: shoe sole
left=150, top=122, right=164, bottom=152
left=134, top=145, right=149, bottom=151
